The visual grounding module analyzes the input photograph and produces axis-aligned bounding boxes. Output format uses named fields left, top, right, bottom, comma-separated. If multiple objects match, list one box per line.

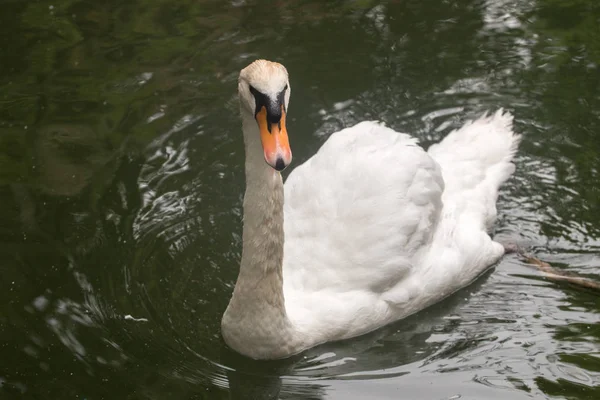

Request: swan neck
left=239, top=113, right=285, bottom=283
left=222, top=111, right=296, bottom=358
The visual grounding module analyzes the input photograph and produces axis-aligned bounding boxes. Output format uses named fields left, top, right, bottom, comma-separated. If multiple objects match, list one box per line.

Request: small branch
left=506, top=244, right=600, bottom=291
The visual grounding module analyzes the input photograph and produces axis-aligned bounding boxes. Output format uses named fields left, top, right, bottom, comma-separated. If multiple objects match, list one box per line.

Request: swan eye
left=248, top=85, right=269, bottom=116
left=279, top=85, right=288, bottom=112
left=248, top=84, right=259, bottom=96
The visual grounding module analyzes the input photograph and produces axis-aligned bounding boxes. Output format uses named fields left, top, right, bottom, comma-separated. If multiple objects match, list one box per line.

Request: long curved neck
left=222, top=111, right=296, bottom=359
left=236, top=113, right=285, bottom=302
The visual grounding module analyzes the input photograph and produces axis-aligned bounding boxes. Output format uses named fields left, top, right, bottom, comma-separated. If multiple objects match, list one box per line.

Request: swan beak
left=256, top=106, right=292, bottom=171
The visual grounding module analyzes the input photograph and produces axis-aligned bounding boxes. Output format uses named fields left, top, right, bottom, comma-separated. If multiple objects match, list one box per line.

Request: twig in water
left=504, top=244, right=600, bottom=291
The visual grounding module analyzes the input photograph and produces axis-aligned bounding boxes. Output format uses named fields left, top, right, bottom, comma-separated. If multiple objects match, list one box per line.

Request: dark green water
left=1, top=0, right=600, bottom=399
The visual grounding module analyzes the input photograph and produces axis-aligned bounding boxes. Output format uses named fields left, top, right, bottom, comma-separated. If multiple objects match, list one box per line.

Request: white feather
left=282, top=111, right=520, bottom=344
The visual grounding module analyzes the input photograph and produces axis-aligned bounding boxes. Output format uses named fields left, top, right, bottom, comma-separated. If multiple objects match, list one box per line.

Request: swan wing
left=283, top=121, right=444, bottom=297
left=420, top=109, right=521, bottom=290
left=428, top=109, right=520, bottom=231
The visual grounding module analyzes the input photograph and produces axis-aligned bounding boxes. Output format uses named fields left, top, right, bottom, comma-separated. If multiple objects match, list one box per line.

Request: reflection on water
left=1, top=0, right=599, bottom=399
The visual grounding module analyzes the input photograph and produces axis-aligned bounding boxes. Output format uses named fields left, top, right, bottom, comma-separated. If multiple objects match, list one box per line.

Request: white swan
left=221, top=60, right=520, bottom=359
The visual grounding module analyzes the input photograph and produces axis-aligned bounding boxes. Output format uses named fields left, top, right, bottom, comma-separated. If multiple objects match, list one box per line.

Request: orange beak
left=256, top=106, right=292, bottom=171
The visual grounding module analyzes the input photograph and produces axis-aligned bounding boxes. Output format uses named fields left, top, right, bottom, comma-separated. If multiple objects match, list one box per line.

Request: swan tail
left=428, top=109, right=521, bottom=231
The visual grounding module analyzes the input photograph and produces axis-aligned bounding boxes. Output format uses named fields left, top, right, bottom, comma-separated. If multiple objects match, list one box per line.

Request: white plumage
left=221, top=60, right=521, bottom=359
left=283, top=112, right=519, bottom=340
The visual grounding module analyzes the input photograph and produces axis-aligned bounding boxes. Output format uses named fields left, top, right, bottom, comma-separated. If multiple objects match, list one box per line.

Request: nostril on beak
left=274, top=157, right=286, bottom=171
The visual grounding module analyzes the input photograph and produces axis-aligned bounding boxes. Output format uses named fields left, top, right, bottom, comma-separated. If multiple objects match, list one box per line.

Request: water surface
left=1, top=0, right=599, bottom=399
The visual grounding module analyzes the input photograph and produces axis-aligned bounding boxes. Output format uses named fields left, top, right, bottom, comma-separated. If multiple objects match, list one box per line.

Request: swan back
left=283, top=121, right=444, bottom=294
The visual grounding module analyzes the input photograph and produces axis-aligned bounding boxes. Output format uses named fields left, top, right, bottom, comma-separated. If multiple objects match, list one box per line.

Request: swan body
left=222, top=60, right=520, bottom=359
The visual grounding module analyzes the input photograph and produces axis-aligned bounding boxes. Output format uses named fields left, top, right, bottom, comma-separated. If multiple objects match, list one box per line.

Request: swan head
left=239, top=60, right=292, bottom=171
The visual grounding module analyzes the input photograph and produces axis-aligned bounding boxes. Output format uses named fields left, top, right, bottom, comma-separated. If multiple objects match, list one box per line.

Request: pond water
left=1, top=0, right=599, bottom=399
